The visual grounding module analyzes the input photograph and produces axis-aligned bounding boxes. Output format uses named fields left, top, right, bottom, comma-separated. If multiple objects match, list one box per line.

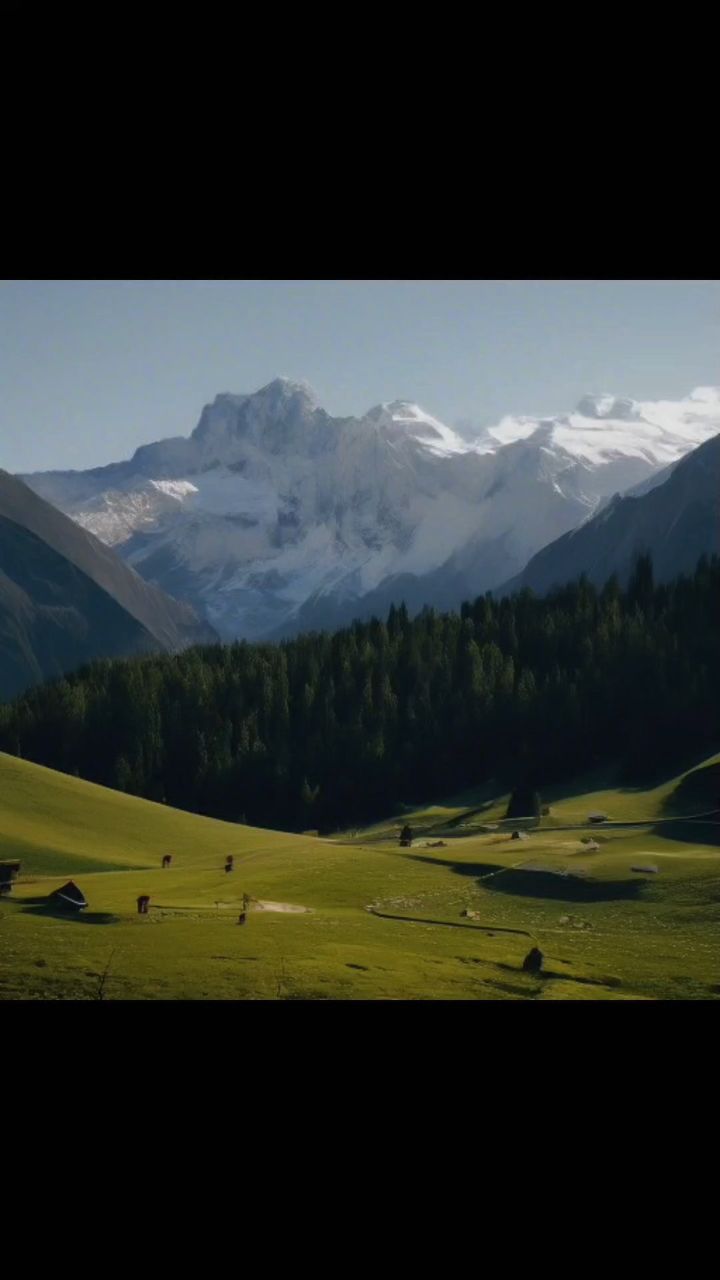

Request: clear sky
left=1, top=279, right=718, bottom=473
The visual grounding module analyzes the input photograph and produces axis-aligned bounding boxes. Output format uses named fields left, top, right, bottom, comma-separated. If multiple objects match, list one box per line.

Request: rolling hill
left=1, top=749, right=719, bottom=1001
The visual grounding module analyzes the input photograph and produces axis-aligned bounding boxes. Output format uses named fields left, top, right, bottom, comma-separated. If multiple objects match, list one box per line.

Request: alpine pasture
left=1, top=749, right=719, bottom=1000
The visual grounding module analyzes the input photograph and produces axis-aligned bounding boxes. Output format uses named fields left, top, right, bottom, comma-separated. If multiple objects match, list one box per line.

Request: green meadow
left=1, top=749, right=719, bottom=1000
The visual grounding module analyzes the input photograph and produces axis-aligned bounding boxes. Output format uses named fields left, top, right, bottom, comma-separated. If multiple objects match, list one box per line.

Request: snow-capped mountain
left=498, top=429, right=720, bottom=597
left=21, top=380, right=720, bottom=639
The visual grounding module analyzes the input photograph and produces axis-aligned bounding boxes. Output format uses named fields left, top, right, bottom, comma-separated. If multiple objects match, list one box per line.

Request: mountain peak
left=365, top=400, right=426, bottom=422
left=575, top=394, right=640, bottom=421
left=253, top=377, right=320, bottom=407
left=192, top=378, right=322, bottom=450
left=689, top=386, right=720, bottom=404
left=363, top=401, right=465, bottom=454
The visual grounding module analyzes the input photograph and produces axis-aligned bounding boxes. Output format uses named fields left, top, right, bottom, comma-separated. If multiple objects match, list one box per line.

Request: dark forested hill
left=1, top=553, right=717, bottom=831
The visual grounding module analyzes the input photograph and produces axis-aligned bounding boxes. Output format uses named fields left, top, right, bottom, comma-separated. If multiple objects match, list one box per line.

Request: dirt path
left=251, top=900, right=312, bottom=914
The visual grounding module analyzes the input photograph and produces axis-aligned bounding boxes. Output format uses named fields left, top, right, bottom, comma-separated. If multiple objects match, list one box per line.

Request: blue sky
left=1, top=280, right=718, bottom=472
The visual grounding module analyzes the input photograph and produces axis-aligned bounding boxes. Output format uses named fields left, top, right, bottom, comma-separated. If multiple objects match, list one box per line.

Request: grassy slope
left=1, top=750, right=719, bottom=1001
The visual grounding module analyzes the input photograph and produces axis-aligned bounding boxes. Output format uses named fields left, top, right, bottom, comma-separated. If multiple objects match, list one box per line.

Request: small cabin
left=49, top=881, right=88, bottom=911
left=522, top=946, right=544, bottom=973
left=137, top=895, right=150, bottom=915
left=0, top=861, right=21, bottom=894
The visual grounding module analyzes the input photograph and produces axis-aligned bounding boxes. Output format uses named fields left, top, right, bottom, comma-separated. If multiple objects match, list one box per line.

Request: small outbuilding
left=49, top=880, right=88, bottom=911
left=137, top=895, right=150, bottom=915
left=522, top=946, right=544, bottom=973
left=0, top=862, right=21, bottom=894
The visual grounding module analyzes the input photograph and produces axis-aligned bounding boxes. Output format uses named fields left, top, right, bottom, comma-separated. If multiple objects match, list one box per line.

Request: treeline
left=0, top=554, right=718, bottom=832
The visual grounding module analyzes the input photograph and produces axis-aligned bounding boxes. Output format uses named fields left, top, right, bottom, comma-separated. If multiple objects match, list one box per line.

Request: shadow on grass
left=405, top=854, right=647, bottom=902
left=652, top=820, right=720, bottom=848
left=21, top=905, right=120, bottom=925
left=664, top=761, right=720, bottom=808
left=370, top=907, right=532, bottom=937
left=658, top=761, right=720, bottom=844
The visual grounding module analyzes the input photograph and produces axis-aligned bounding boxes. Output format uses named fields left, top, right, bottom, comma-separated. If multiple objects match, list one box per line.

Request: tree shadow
left=652, top=761, right=720, bottom=847
left=652, top=820, right=720, bottom=848
left=662, top=761, right=720, bottom=815
left=22, top=905, right=120, bottom=925
left=405, top=853, right=646, bottom=902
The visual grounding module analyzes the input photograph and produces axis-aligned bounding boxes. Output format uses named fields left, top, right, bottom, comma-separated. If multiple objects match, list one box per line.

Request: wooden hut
left=49, top=880, right=88, bottom=911
left=522, top=946, right=544, bottom=973
left=0, top=861, right=21, bottom=894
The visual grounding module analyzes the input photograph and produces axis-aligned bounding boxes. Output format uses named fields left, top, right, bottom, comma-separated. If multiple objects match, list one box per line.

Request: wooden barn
left=49, top=880, right=88, bottom=911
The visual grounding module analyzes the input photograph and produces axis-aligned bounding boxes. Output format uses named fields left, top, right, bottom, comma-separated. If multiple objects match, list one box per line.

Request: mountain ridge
left=497, top=431, right=720, bottom=596
left=0, top=470, right=216, bottom=699
left=20, top=379, right=720, bottom=640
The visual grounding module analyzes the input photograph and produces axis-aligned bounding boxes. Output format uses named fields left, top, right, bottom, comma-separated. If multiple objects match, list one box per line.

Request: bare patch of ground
left=251, top=900, right=312, bottom=914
